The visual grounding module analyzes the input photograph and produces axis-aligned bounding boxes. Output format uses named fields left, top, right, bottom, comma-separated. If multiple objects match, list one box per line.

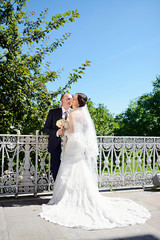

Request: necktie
left=64, top=111, right=68, bottom=120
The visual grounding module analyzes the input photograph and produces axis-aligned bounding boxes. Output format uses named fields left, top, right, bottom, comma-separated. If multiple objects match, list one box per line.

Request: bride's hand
left=58, top=128, right=65, bottom=137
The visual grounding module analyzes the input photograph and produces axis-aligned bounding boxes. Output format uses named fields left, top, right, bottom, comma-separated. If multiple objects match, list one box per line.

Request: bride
left=40, top=93, right=150, bottom=230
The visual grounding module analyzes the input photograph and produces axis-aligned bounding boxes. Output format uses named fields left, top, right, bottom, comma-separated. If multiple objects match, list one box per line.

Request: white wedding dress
left=40, top=106, right=150, bottom=230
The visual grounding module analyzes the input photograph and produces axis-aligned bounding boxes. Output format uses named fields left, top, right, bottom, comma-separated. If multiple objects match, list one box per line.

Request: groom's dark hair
left=77, top=93, right=88, bottom=107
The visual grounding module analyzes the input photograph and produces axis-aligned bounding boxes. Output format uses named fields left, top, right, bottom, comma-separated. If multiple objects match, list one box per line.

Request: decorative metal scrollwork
left=98, top=136, right=160, bottom=189
left=0, top=134, right=160, bottom=196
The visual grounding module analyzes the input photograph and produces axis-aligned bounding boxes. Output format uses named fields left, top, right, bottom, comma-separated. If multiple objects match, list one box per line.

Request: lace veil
left=68, top=105, right=99, bottom=183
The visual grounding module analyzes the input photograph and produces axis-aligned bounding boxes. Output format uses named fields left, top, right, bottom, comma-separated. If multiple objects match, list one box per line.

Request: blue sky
left=27, top=0, right=160, bottom=115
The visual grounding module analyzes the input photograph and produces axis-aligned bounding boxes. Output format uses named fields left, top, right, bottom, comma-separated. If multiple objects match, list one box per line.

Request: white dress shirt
left=62, top=106, right=69, bottom=120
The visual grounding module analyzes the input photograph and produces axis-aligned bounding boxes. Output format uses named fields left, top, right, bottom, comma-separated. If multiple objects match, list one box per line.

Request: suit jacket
left=43, top=108, right=62, bottom=153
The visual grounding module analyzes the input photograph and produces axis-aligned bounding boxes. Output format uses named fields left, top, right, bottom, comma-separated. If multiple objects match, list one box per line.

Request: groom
left=43, top=93, right=72, bottom=181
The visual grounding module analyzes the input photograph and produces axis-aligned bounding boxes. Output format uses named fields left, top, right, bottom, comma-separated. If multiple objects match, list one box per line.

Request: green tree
left=87, top=100, right=116, bottom=136
left=0, top=0, right=90, bottom=134
left=114, top=76, right=160, bottom=136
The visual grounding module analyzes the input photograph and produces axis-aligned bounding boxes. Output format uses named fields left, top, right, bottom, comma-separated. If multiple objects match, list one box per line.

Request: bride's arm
left=67, top=112, right=74, bottom=133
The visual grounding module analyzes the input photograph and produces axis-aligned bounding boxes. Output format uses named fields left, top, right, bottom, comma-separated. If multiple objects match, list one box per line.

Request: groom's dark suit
left=43, top=107, right=62, bottom=181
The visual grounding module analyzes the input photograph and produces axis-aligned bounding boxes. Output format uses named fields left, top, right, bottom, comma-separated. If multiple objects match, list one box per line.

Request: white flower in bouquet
left=56, top=119, right=70, bottom=130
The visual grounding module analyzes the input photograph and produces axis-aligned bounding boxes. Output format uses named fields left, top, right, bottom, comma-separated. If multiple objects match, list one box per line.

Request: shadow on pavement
left=99, top=186, right=160, bottom=193
left=0, top=194, right=51, bottom=207
left=144, top=188, right=160, bottom=192
left=103, top=234, right=159, bottom=240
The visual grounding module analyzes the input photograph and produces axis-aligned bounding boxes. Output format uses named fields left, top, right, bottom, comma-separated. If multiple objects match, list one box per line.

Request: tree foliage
left=114, top=76, right=160, bottom=136
left=0, top=0, right=91, bottom=134
left=87, top=100, right=116, bottom=136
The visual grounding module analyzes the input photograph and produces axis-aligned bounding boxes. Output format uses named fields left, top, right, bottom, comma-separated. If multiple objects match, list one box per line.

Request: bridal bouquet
left=56, top=119, right=70, bottom=130
left=56, top=119, right=70, bottom=137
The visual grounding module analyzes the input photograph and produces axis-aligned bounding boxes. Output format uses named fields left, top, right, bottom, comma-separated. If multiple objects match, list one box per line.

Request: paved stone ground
left=0, top=189, right=160, bottom=240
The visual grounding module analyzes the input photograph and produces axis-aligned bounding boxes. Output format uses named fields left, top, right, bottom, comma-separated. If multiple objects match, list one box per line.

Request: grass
left=99, top=149, right=160, bottom=175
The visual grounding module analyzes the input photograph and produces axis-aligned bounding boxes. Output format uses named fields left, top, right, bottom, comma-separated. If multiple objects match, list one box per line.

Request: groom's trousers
left=50, top=141, right=61, bottom=181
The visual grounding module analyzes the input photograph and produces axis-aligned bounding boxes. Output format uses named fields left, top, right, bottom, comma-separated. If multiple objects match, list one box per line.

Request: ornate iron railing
left=98, top=136, right=160, bottom=188
left=0, top=132, right=160, bottom=196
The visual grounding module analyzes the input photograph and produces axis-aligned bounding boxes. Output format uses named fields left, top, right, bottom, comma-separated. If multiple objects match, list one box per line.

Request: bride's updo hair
left=77, top=93, right=88, bottom=107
